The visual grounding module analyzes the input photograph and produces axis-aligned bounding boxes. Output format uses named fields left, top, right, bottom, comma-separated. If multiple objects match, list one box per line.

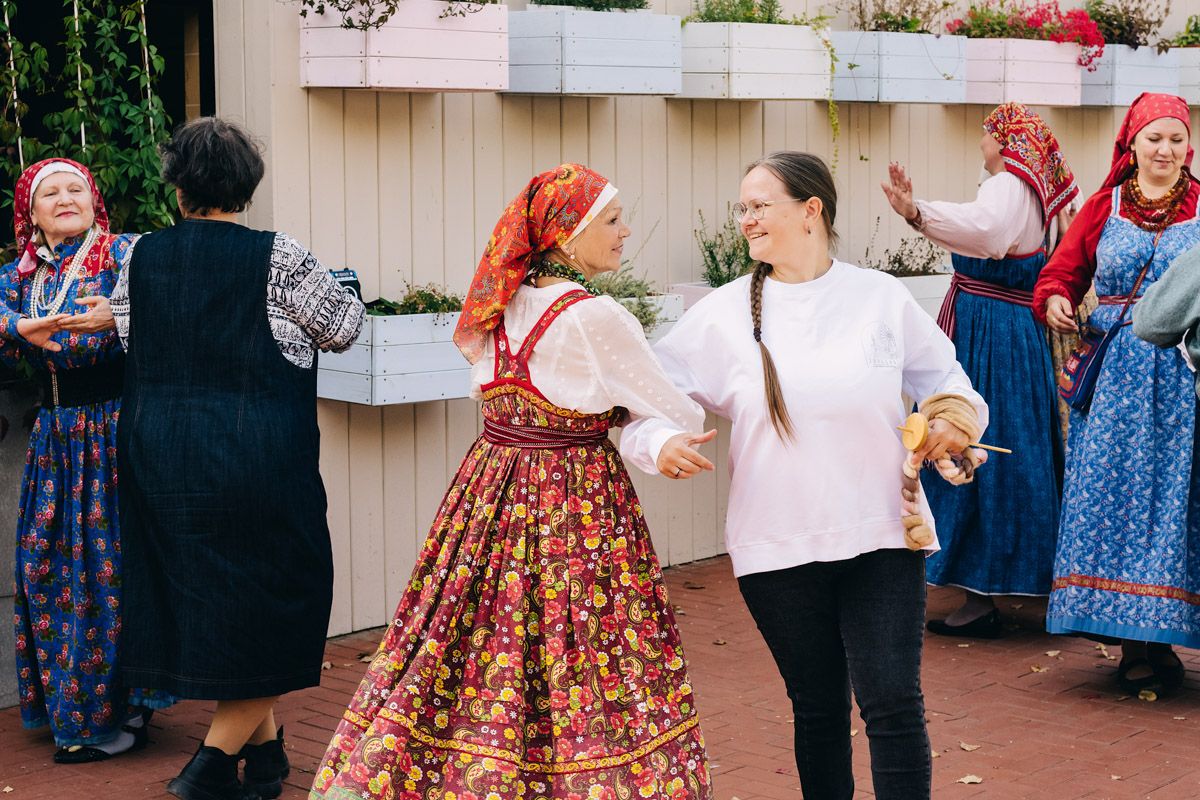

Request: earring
left=806, top=226, right=812, bottom=235
left=568, top=251, right=576, bottom=259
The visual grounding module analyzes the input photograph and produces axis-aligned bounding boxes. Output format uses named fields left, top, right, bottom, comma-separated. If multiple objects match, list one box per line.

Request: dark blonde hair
left=743, top=151, right=839, bottom=441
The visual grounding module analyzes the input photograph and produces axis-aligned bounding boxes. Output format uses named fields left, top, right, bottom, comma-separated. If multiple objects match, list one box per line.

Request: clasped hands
left=15, top=297, right=115, bottom=353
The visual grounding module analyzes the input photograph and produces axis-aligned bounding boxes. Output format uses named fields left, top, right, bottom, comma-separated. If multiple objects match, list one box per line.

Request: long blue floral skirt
left=924, top=251, right=1064, bottom=596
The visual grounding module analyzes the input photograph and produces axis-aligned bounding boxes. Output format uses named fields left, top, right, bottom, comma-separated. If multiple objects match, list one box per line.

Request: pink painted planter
left=300, top=2, right=508, bottom=92
left=965, top=39, right=1082, bottom=107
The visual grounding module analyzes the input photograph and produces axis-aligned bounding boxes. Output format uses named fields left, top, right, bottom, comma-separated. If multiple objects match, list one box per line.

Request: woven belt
left=483, top=418, right=609, bottom=449
left=1097, top=293, right=1143, bottom=306
left=38, top=354, right=125, bottom=409
left=936, top=272, right=1035, bottom=339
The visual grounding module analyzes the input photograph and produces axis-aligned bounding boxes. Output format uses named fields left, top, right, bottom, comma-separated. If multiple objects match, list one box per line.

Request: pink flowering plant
left=946, top=0, right=1105, bottom=68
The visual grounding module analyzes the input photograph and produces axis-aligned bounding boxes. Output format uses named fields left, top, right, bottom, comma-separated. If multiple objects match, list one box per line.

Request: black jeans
left=738, top=548, right=931, bottom=800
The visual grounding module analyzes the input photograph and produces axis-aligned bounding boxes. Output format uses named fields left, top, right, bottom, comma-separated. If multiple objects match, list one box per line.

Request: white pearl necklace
left=30, top=226, right=99, bottom=319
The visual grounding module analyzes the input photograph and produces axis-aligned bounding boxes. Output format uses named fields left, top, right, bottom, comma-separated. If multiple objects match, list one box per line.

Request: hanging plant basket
left=677, top=22, right=831, bottom=100
left=299, top=2, right=509, bottom=92
left=831, top=31, right=967, bottom=104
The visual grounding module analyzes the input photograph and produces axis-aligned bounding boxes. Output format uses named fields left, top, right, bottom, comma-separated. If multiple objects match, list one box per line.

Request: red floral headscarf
left=13, top=158, right=110, bottom=276
left=454, top=163, right=615, bottom=364
left=1103, top=92, right=1194, bottom=190
left=984, top=103, right=1078, bottom=228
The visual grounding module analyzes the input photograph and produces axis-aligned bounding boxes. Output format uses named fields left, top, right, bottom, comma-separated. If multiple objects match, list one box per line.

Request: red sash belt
left=936, top=272, right=1036, bottom=339
left=483, top=418, right=609, bottom=449
left=1097, top=293, right=1142, bottom=306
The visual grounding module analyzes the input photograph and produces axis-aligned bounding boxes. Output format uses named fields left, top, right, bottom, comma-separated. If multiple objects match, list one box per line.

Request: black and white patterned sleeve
left=110, top=235, right=140, bottom=349
left=267, top=233, right=366, bottom=368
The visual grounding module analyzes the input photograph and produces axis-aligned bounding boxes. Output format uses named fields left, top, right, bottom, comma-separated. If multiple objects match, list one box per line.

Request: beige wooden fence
left=217, top=0, right=1199, bottom=635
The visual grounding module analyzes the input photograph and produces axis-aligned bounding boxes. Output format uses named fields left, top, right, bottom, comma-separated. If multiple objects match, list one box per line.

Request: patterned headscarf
left=454, top=163, right=615, bottom=364
left=13, top=157, right=110, bottom=276
left=983, top=103, right=1078, bottom=228
left=1103, top=92, right=1194, bottom=190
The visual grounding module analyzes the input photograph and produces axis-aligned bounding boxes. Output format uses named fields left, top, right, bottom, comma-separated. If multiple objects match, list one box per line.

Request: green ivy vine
left=0, top=0, right=175, bottom=264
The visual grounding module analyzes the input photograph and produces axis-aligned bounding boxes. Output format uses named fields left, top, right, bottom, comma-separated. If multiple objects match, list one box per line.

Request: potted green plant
left=507, top=0, right=682, bottom=94
left=861, top=220, right=950, bottom=318
left=831, top=0, right=968, bottom=103
left=950, top=0, right=1104, bottom=107
left=298, top=0, right=508, bottom=91
left=1171, top=14, right=1200, bottom=103
left=676, top=0, right=833, bottom=100
left=317, top=283, right=470, bottom=406
left=1079, top=0, right=1177, bottom=105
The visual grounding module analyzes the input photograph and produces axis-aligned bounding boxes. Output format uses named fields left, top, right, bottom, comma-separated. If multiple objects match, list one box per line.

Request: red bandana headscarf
left=1103, top=92, right=1194, bottom=190
left=454, top=163, right=614, bottom=364
left=983, top=103, right=1078, bottom=228
left=13, top=158, right=110, bottom=276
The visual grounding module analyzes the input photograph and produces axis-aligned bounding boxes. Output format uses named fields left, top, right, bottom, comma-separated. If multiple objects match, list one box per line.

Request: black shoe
left=1148, top=644, right=1186, bottom=693
left=240, top=727, right=290, bottom=800
left=926, top=608, right=1003, bottom=639
left=1117, top=657, right=1164, bottom=695
left=167, top=744, right=260, bottom=800
left=53, top=715, right=151, bottom=764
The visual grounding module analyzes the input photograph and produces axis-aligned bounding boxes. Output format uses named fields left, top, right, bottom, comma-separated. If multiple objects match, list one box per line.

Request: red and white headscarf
left=983, top=103, right=1078, bottom=229
left=1103, top=92, right=1195, bottom=190
left=13, top=157, right=110, bottom=276
left=454, top=163, right=616, bottom=364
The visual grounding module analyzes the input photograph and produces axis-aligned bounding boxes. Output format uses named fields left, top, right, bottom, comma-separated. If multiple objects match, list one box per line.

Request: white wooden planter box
left=965, top=39, right=1081, bottom=106
left=677, top=22, right=830, bottom=100
left=1178, top=48, right=1200, bottom=104
left=615, top=293, right=684, bottom=344
left=667, top=281, right=718, bottom=311
left=317, top=312, right=470, bottom=406
left=832, top=32, right=966, bottom=104
left=507, top=8, right=681, bottom=94
left=898, top=273, right=952, bottom=320
left=1081, top=44, right=1178, bottom=106
left=300, top=2, right=508, bottom=92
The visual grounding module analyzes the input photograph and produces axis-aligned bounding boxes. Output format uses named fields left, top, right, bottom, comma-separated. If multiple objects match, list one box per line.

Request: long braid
left=750, top=262, right=795, bottom=441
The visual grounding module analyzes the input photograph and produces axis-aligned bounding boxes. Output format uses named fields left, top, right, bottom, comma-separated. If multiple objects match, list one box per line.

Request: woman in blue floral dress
left=1034, top=94, right=1200, bottom=695
left=0, top=158, right=169, bottom=762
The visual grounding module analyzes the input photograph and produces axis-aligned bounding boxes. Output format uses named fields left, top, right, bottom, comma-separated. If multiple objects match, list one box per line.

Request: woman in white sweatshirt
left=620, top=151, right=988, bottom=800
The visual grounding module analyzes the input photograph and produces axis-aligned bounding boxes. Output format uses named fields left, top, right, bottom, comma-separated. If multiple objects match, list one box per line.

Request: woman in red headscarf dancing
left=1033, top=93, right=1200, bottom=695
left=882, top=103, right=1078, bottom=638
left=311, top=164, right=714, bottom=800
left=0, top=159, right=171, bottom=762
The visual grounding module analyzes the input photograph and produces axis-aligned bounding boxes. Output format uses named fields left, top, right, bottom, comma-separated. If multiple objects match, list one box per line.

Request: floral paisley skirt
left=311, top=434, right=712, bottom=800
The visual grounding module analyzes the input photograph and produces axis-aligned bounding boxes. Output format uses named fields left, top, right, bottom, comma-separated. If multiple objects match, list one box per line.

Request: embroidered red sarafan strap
left=493, top=289, right=593, bottom=382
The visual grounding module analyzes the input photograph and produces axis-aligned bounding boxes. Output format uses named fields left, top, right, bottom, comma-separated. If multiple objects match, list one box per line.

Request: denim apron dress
left=117, top=219, right=335, bottom=699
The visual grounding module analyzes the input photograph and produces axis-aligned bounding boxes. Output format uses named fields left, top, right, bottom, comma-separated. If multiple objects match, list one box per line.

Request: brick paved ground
left=0, top=555, right=1197, bottom=800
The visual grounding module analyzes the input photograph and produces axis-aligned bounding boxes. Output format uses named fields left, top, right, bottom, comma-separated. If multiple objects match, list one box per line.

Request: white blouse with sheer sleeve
left=470, top=281, right=706, bottom=457
left=913, top=170, right=1056, bottom=259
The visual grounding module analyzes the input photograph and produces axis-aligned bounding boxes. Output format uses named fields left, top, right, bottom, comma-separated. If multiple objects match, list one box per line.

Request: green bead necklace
left=526, top=258, right=597, bottom=295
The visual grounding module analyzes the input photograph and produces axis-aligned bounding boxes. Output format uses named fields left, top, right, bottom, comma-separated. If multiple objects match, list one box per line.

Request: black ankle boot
left=240, top=727, right=290, bottom=800
left=167, top=744, right=259, bottom=800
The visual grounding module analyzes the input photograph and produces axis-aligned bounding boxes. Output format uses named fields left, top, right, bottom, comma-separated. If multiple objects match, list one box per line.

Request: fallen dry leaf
left=321, top=661, right=333, bottom=670
left=931, top=749, right=941, bottom=758
left=1173, top=716, right=1187, bottom=720
left=4, top=787, right=14, bottom=794
left=959, top=742, right=981, bottom=752
left=1138, top=689, right=1158, bottom=702
left=712, top=639, right=727, bottom=646
left=1010, top=603, right=1023, bottom=609
left=1097, top=643, right=1117, bottom=660
left=1030, top=665, right=1047, bottom=673
left=1111, top=775, right=1121, bottom=780
left=957, top=643, right=970, bottom=648
left=1045, top=650, right=1061, bottom=657
left=360, top=655, right=373, bottom=663
left=956, top=775, right=983, bottom=785
left=850, top=729, right=859, bottom=737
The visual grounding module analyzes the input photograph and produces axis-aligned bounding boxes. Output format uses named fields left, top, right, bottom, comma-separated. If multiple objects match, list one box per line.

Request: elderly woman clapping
left=0, top=159, right=170, bottom=762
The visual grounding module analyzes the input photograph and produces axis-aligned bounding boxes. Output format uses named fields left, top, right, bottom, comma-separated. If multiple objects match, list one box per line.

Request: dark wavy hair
left=159, top=116, right=265, bottom=216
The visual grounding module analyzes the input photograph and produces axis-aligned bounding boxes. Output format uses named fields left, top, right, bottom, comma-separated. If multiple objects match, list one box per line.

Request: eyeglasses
left=731, top=198, right=805, bottom=224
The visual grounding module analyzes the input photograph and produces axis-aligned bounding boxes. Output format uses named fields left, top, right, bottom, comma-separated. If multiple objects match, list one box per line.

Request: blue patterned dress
left=924, top=250, right=1064, bottom=596
left=0, top=234, right=169, bottom=746
left=1047, top=186, right=1200, bottom=647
